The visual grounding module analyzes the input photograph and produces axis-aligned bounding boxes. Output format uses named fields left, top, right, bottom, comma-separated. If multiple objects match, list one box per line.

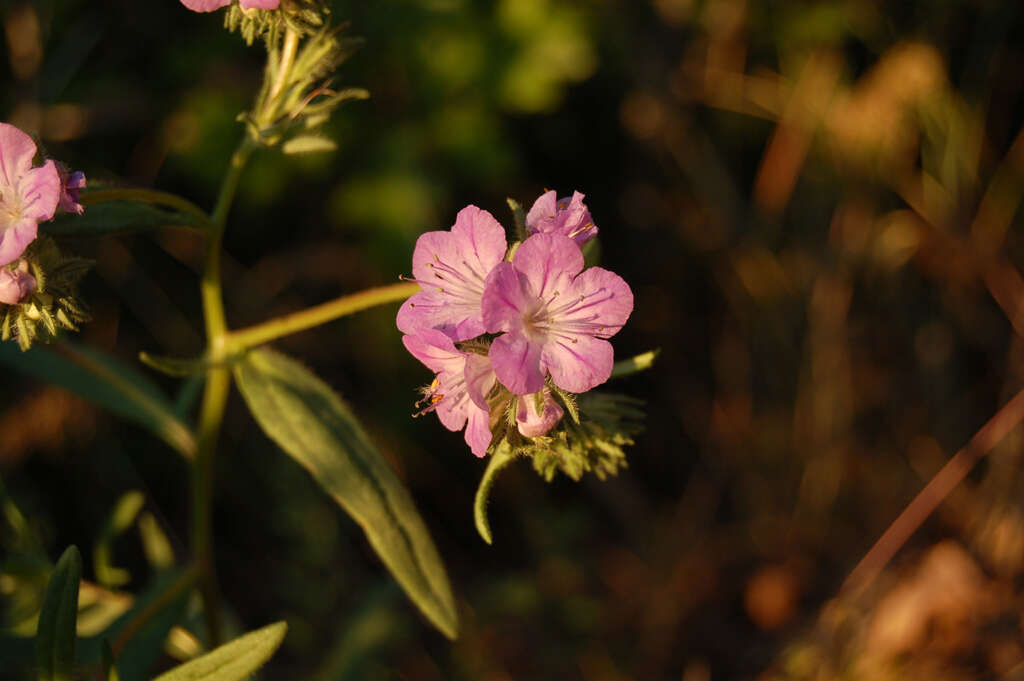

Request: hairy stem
left=225, top=282, right=418, bottom=351
left=191, top=138, right=254, bottom=648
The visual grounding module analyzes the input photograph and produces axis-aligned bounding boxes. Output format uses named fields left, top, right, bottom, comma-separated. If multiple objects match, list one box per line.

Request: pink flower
left=397, top=205, right=508, bottom=342
left=525, top=190, right=597, bottom=246
left=482, top=233, right=633, bottom=395
left=0, top=259, right=36, bottom=304
left=0, top=123, right=60, bottom=267
left=180, top=0, right=279, bottom=12
left=516, top=389, right=564, bottom=437
left=403, top=329, right=497, bottom=457
left=56, top=163, right=86, bottom=215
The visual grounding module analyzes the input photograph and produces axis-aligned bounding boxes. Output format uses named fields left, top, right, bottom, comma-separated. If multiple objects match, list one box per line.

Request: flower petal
left=561, top=266, right=634, bottom=337
left=0, top=218, right=37, bottom=267
left=490, top=332, right=545, bottom=395
left=19, top=160, right=61, bottom=222
left=0, top=123, right=38, bottom=188
left=240, top=0, right=280, bottom=8
left=450, top=205, right=508, bottom=277
left=541, top=334, right=615, bottom=393
left=481, top=262, right=530, bottom=334
left=401, top=329, right=464, bottom=375
left=464, top=404, right=492, bottom=457
left=525, top=190, right=558, bottom=232
left=464, top=353, right=496, bottom=410
left=179, top=0, right=231, bottom=11
left=512, top=233, right=583, bottom=300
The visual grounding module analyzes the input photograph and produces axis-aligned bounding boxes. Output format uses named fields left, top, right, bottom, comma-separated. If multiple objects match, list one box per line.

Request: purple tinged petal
left=516, top=391, right=564, bottom=437
left=450, top=205, right=508, bottom=272
left=511, top=233, right=583, bottom=300
left=541, top=334, right=615, bottom=393
left=490, top=332, right=545, bottom=395
left=57, top=166, right=86, bottom=215
left=179, top=0, right=232, bottom=10
left=525, top=189, right=597, bottom=245
left=0, top=261, right=35, bottom=304
left=464, top=405, right=493, bottom=457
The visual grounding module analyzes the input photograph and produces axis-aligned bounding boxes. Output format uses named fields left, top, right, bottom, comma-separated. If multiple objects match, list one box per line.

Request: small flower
left=0, top=123, right=60, bottom=267
left=403, top=329, right=497, bottom=457
left=525, top=190, right=597, bottom=246
left=397, top=205, right=508, bottom=342
left=0, top=259, right=35, bottom=304
left=56, top=163, right=86, bottom=215
left=482, top=232, right=633, bottom=395
left=516, top=389, right=564, bottom=438
left=180, top=0, right=279, bottom=12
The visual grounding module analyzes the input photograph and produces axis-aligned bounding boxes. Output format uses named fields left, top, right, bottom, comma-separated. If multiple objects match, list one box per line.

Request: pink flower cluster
left=0, top=123, right=84, bottom=304
left=180, top=0, right=279, bottom=12
left=398, top=192, right=632, bottom=457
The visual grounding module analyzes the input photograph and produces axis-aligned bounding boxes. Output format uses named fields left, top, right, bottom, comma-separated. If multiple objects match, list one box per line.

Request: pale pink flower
left=482, top=233, right=633, bottom=395
left=0, top=259, right=36, bottom=304
left=525, top=190, right=597, bottom=246
left=0, top=123, right=60, bottom=267
left=180, top=0, right=279, bottom=12
left=516, top=389, right=564, bottom=438
left=403, top=329, right=497, bottom=457
left=397, top=205, right=508, bottom=342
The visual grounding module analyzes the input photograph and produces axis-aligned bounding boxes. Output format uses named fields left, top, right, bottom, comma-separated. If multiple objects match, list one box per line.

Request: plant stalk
left=225, top=282, right=418, bottom=351
left=190, top=138, right=254, bottom=648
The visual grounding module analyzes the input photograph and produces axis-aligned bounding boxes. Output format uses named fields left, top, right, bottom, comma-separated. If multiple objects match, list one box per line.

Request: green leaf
left=0, top=342, right=196, bottom=459
left=44, top=201, right=206, bottom=237
left=94, top=491, right=146, bottom=588
left=150, top=621, right=287, bottom=681
left=474, top=440, right=519, bottom=545
left=282, top=135, right=338, bottom=154
left=35, top=546, right=82, bottom=681
left=234, top=348, right=459, bottom=639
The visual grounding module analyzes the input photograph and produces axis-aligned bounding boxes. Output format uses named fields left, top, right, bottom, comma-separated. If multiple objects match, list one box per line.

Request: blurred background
left=3, top=0, right=1024, bottom=679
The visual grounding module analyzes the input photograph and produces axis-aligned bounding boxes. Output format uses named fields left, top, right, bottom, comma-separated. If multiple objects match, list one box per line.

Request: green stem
left=81, top=188, right=212, bottom=227
left=191, top=137, right=254, bottom=648
left=225, top=282, right=419, bottom=352
left=111, top=564, right=199, bottom=656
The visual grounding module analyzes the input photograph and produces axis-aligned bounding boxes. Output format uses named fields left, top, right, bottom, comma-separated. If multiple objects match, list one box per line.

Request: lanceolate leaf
left=0, top=342, right=196, bottom=459
left=44, top=201, right=207, bottom=237
left=150, top=621, right=287, bottom=681
left=234, top=348, right=459, bottom=639
left=35, top=546, right=82, bottom=681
